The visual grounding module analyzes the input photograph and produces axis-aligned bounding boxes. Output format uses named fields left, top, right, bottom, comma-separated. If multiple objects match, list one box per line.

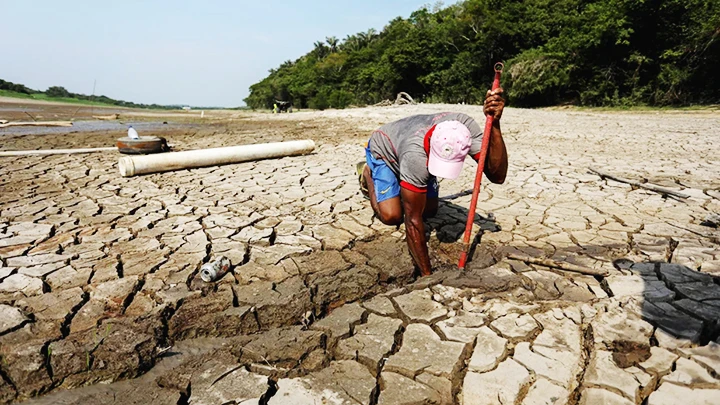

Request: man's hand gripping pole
left=458, top=62, right=503, bottom=269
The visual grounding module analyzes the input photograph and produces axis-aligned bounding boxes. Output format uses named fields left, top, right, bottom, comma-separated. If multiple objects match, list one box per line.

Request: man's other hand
left=483, top=88, right=505, bottom=120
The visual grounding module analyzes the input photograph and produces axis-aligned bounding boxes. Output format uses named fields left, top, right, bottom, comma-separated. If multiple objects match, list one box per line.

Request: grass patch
left=0, top=89, right=123, bottom=107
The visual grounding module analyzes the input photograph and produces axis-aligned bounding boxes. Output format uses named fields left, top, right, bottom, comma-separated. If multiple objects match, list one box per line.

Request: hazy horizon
left=0, top=1, right=430, bottom=107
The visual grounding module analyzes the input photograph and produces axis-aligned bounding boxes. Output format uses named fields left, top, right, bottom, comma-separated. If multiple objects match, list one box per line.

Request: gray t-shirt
left=368, top=112, right=484, bottom=190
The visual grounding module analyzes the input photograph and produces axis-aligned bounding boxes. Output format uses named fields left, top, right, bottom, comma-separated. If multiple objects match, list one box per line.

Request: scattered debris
left=373, top=92, right=417, bottom=107
left=588, top=167, right=690, bottom=199
left=93, top=113, right=120, bottom=120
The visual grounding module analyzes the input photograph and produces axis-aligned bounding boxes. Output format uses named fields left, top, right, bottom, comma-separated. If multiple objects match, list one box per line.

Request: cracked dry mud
left=1, top=103, right=719, bottom=405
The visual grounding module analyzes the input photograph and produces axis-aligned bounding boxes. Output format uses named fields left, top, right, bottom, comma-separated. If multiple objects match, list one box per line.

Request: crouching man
left=357, top=89, right=508, bottom=276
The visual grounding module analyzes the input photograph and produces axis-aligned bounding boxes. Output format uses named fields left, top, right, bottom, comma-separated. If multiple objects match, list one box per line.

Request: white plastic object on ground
left=128, top=126, right=139, bottom=139
left=118, top=139, right=316, bottom=177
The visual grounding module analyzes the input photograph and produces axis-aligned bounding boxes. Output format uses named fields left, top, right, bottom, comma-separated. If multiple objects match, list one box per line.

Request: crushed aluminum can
left=200, top=256, right=231, bottom=282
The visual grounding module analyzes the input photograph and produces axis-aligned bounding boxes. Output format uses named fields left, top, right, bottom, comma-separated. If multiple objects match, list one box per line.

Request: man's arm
left=400, top=187, right=432, bottom=276
left=476, top=88, right=508, bottom=184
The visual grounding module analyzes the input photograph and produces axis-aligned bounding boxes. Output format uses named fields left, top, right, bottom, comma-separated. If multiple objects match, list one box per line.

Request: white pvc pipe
left=0, top=147, right=117, bottom=157
left=118, top=139, right=316, bottom=177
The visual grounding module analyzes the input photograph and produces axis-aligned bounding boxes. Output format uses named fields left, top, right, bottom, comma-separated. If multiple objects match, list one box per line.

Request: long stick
left=0, top=121, right=73, bottom=128
left=458, top=62, right=503, bottom=269
left=23, top=111, right=37, bottom=122
left=588, top=167, right=689, bottom=199
left=0, top=147, right=116, bottom=157
left=506, top=253, right=609, bottom=276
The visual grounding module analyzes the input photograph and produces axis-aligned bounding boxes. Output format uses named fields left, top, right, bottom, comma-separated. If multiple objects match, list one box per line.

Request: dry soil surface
left=1, top=103, right=719, bottom=405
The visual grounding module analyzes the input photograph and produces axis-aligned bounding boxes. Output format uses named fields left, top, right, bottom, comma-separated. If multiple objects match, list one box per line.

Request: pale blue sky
left=0, top=1, right=432, bottom=107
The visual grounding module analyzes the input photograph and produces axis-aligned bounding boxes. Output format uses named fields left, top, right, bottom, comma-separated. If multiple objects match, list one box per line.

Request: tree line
left=0, top=79, right=177, bottom=109
left=244, top=0, right=720, bottom=110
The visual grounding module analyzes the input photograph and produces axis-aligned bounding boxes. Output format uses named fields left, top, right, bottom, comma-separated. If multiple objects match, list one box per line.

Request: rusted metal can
left=200, top=256, right=231, bottom=282
left=116, top=136, right=170, bottom=155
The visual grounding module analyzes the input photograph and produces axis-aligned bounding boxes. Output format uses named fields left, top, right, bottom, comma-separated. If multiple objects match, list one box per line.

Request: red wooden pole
left=458, top=62, right=503, bottom=269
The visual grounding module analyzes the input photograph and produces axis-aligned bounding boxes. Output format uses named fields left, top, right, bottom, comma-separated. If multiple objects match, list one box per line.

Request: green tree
left=326, top=36, right=339, bottom=53
left=46, top=86, right=70, bottom=98
left=244, top=0, right=720, bottom=109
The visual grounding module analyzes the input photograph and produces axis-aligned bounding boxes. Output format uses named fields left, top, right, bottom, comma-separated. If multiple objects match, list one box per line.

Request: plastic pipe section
left=119, top=139, right=316, bottom=177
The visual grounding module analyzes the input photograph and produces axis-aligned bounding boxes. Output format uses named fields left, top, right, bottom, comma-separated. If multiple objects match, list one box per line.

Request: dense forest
left=245, top=0, right=720, bottom=109
left=0, top=79, right=177, bottom=109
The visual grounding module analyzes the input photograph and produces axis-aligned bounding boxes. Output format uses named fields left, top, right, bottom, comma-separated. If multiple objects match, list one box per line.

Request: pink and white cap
left=427, top=120, right=471, bottom=179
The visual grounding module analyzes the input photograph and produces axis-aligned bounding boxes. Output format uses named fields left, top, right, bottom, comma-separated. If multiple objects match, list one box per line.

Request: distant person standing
left=357, top=89, right=508, bottom=276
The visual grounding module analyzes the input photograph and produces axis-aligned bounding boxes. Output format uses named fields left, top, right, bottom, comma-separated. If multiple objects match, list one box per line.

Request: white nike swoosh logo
left=379, top=187, right=391, bottom=194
